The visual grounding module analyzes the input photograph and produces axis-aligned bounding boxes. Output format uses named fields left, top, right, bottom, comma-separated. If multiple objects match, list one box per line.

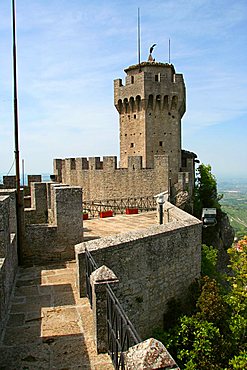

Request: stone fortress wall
left=23, top=182, right=83, bottom=265
left=53, top=153, right=194, bottom=202
left=54, top=155, right=169, bottom=201
left=76, top=202, right=202, bottom=339
left=0, top=190, right=18, bottom=335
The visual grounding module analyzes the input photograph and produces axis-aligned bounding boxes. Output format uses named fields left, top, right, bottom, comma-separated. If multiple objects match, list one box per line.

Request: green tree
left=176, top=316, right=226, bottom=370
left=201, top=244, right=218, bottom=278
left=194, top=164, right=222, bottom=218
left=154, top=238, right=247, bottom=369
left=225, top=237, right=247, bottom=357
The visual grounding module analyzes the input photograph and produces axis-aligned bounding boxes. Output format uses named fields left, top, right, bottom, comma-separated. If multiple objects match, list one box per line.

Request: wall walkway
left=0, top=261, right=113, bottom=369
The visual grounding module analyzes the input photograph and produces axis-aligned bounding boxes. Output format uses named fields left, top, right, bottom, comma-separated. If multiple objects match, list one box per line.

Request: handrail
left=84, top=247, right=142, bottom=369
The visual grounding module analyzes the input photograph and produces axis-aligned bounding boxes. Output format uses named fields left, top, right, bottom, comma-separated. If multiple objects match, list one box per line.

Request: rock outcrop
left=202, top=210, right=234, bottom=272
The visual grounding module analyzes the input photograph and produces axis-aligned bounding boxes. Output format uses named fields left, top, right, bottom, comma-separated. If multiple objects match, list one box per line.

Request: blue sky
left=0, top=0, right=247, bottom=180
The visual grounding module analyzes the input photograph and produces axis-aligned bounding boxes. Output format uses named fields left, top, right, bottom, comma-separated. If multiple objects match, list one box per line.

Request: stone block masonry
left=54, top=155, right=170, bottom=201
left=2, top=176, right=16, bottom=189
left=0, top=193, right=18, bottom=336
left=114, top=62, right=186, bottom=180
left=23, top=184, right=83, bottom=265
left=24, top=182, right=48, bottom=225
left=75, top=202, right=202, bottom=339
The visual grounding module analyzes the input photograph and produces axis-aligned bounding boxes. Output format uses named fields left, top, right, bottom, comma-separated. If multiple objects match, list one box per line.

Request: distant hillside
left=219, top=180, right=247, bottom=239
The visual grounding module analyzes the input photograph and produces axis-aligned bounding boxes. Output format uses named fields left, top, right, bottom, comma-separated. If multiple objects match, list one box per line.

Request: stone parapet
left=23, top=184, right=83, bottom=265
left=75, top=204, right=202, bottom=338
left=0, top=194, right=18, bottom=336
left=53, top=155, right=169, bottom=201
left=25, top=182, right=48, bottom=225
left=124, top=338, right=180, bottom=370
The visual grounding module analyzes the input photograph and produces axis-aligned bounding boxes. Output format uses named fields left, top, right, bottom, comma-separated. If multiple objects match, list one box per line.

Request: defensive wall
left=0, top=177, right=84, bottom=265
left=0, top=190, right=18, bottom=335
left=23, top=182, right=83, bottom=265
left=75, top=202, right=202, bottom=339
left=54, top=155, right=193, bottom=201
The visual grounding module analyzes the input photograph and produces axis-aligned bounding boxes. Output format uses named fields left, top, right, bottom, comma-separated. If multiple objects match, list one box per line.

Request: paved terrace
left=83, top=211, right=157, bottom=240
left=0, top=212, right=158, bottom=369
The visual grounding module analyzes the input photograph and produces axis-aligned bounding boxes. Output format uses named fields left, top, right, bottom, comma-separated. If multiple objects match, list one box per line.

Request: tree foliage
left=194, top=164, right=222, bottom=218
left=154, top=239, right=247, bottom=369
left=201, top=244, right=218, bottom=278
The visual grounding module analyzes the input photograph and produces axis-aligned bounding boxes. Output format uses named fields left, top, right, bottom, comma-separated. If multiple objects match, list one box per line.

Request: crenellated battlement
left=53, top=155, right=170, bottom=201
left=54, top=155, right=169, bottom=174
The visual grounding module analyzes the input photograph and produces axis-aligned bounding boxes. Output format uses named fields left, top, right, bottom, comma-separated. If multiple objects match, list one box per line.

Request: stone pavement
left=83, top=211, right=157, bottom=240
left=0, top=261, right=114, bottom=370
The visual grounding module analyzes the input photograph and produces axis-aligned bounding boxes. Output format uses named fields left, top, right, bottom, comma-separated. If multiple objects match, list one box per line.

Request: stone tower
left=114, top=61, right=186, bottom=185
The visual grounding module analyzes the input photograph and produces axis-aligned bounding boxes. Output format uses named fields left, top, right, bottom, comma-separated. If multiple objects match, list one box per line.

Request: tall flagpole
left=168, top=38, right=171, bottom=64
left=138, top=8, right=141, bottom=71
left=12, top=0, right=22, bottom=264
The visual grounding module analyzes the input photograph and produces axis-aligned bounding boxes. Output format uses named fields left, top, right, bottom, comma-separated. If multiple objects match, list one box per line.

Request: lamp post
left=154, top=191, right=169, bottom=225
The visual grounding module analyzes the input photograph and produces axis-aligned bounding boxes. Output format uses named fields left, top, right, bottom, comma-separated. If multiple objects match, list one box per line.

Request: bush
left=153, top=239, right=247, bottom=369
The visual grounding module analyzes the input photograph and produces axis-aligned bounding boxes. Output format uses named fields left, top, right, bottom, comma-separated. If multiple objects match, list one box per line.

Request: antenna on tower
left=137, top=7, right=141, bottom=71
left=168, top=38, right=171, bottom=64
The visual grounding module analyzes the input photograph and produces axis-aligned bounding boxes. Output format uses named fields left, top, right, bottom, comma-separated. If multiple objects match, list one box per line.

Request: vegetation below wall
left=154, top=239, right=247, bottom=369
left=153, top=166, right=246, bottom=368
left=193, top=164, right=234, bottom=271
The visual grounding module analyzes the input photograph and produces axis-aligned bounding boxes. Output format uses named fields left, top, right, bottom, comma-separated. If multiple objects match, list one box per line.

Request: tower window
left=155, top=73, right=161, bottom=82
left=130, top=143, right=134, bottom=148
left=131, top=76, right=134, bottom=84
left=159, top=141, right=163, bottom=147
left=134, top=114, right=136, bottom=119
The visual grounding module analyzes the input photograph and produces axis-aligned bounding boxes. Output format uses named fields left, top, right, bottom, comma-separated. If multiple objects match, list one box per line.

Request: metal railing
left=106, top=284, right=141, bottom=369
left=83, top=196, right=156, bottom=217
left=85, top=248, right=142, bottom=369
left=85, top=248, right=98, bottom=307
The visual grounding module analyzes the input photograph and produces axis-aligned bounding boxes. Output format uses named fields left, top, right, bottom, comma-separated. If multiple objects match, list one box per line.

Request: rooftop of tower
left=124, top=61, right=176, bottom=74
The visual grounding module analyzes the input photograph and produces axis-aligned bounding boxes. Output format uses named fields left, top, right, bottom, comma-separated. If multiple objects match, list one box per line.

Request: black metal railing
left=106, top=284, right=141, bottom=369
left=85, top=248, right=98, bottom=307
left=85, top=248, right=142, bottom=369
left=83, top=196, right=156, bottom=217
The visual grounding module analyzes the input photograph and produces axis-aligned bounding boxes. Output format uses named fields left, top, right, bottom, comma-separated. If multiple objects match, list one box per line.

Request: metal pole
left=138, top=8, right=141, bottom=71
left=12, top=0, right=22, bottom=264
left=159, top=203, right=163, bottom=225
left=168, top=38, right=171, bottom=64
left=22, top=158, right=24, bottom=187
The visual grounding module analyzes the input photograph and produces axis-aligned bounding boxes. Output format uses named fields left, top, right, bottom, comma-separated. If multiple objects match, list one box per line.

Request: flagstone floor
left=0, top=261, right=114, bottom=370
left=83, top=211, right=157, bottom=240
left=0, top=212, right=159, bottom=369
